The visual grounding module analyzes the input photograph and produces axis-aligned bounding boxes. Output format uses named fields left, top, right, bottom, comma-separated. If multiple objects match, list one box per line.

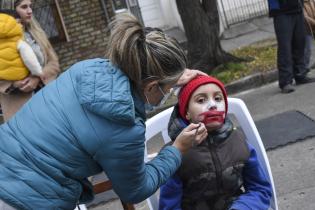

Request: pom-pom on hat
left=178, top=75, right=228, bottom=121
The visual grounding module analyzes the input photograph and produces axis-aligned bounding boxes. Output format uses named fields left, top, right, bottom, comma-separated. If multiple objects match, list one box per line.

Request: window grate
left=112, top=0, right=128, bottom=11
left=33, top=3, right=59, bottom=38
left=33, top=0, right=69, bottom=43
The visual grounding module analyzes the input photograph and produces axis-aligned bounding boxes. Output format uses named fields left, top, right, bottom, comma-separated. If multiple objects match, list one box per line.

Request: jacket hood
left=0, top=14, right=22, bottom=39
left=74, top=59, right=142, bottom=125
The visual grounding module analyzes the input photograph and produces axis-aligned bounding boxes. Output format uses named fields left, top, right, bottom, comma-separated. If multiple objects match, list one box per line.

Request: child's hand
left=172, top=123, right=208, bottom=154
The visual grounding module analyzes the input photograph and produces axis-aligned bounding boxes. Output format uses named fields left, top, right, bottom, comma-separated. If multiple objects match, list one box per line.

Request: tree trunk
left=176, top=0, right=240, bottom=72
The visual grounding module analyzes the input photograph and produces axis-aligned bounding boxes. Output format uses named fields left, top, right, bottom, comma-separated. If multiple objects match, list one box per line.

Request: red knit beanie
left=178, top=75, right=228, bottom=121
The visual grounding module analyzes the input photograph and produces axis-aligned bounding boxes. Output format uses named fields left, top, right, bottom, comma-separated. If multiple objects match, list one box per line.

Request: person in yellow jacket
left=0, top=11, right=43, bottom=80
left=0, top=0, right=60, bottom=122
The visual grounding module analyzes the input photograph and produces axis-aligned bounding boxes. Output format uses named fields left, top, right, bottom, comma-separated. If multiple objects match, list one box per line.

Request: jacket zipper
left=208, top=137, right=223, bottom=193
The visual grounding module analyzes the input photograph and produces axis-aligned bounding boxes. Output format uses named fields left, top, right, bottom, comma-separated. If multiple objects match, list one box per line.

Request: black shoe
left=281, top=84, right=295, bottom=94
left=295, top=76, right=315, bottom=85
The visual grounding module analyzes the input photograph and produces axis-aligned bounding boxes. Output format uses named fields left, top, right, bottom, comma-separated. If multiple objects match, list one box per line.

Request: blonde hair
left=106, top=13, right=187, bottom=88
left=1, top=0, right=58, bottom=64
left=25, top=17, right=58, bottom=64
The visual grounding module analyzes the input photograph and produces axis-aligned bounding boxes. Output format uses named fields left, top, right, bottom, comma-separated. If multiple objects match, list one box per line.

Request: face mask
left=158, top=86, right=172, bottom=106
left=144, top=85, right=172, bottom=113
left=144, top=100, right=155, bottom=113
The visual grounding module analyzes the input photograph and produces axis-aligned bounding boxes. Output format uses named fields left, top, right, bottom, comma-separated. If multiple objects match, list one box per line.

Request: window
left=110, top=0, right=143, bottom=23
left=112, top=0, right=128, bottom=13
left=112, top=0, right=128, bottom=11
left=33, top=0, right=69, bottom=43
left=100, top=0, right=143, bottom=24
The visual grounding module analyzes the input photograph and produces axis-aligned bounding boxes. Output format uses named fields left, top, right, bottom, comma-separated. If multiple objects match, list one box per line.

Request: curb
left=225, top=69, right=278, bottom=95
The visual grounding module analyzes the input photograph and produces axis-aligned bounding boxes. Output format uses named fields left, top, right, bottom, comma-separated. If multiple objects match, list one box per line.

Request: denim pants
left=0, top=200, right=16, bottom=210
left=274, top=13, right=307, bottom=88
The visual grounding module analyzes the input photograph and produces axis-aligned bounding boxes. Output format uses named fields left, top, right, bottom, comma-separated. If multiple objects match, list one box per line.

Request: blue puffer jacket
left=267, top=0, right=303, bottom=16
left=0, top=58, right=182, bottom=210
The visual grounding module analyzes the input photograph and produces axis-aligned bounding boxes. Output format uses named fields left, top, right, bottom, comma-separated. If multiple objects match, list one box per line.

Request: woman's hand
left=176, top=68, right=208, bottom=86
left=13, top=76, right=40, bottom=93
left=172, top=123, right=208, bottom=154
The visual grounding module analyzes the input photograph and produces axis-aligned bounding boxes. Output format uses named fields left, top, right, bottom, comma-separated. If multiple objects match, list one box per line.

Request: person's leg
left=274, top=15, right=295, bottom=90
left=304, top=34, right=312, bottom=73
left=292, top=13, right=308, bottom=80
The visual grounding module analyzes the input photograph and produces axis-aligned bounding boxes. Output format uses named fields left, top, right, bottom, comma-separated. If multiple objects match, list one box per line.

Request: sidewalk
left=222, top=16, right=278, bottom=94
left=221, top=16, right=275, bottom=51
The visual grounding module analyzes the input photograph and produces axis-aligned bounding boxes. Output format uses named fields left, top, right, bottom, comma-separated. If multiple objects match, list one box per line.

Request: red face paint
left=198, top=110, right=225, bottom=125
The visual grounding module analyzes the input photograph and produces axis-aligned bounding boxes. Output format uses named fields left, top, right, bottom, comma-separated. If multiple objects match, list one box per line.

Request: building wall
left=138, top=0, right=165, bottom=28
left=52, top=0, right=113, bottom=70
left=159, top=0, right=184, bottom=30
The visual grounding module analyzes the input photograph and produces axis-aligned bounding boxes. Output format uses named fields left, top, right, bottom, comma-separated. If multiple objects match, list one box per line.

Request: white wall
left=159, top=0, right=184, bottom=30
left=138, top=0, right=183, bottom=30
left=138, top=0, right=166, bottom=28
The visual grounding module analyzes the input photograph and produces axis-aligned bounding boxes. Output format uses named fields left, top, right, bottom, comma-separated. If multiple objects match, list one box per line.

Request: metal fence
left=218, top=0, right=269, bottom=28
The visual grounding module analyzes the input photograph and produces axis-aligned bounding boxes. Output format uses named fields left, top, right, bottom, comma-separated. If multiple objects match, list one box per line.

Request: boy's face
left=186, top=83, right=226, bottom=132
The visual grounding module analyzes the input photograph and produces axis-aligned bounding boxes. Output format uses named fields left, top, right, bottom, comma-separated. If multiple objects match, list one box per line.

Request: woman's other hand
left=172, top=123, right=208, bottom=154
left=176, top=68, right=208, bottom=86
left=14, top=76, right=40, bottom=93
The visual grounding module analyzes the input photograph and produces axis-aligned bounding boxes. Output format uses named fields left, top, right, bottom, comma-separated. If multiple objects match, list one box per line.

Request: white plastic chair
left=145, top=97, right=278, bottom=210
left=74, top=204, right=87, bottom=210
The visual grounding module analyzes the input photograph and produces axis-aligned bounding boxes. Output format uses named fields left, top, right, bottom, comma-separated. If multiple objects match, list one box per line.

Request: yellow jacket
left=0, top=14, right=29, bottom=80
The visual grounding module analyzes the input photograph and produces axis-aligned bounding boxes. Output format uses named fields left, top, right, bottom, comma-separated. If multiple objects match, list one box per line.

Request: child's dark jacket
left=159, top=105, right=272, bottom=210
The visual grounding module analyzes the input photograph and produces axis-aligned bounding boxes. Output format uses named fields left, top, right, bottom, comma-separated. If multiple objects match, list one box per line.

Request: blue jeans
left=274, top=13, right=307, bottom=88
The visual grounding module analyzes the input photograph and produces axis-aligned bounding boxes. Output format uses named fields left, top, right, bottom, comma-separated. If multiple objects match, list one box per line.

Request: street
left=234, top=70, right=315, bottom=210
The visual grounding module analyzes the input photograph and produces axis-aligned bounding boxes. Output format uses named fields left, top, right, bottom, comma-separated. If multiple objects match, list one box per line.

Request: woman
left=0, top=0, right=60, bottom=121
left=0, top=13, right=208, bottom=209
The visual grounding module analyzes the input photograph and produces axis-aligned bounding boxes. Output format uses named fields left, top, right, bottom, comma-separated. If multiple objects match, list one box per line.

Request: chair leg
left=121, top=201, right=135, bottom=210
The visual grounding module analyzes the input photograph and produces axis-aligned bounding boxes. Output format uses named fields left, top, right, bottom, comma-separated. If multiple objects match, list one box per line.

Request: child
left=159, top=75, right=272, bottom=210
left=0, top=11, right=43, bottom=81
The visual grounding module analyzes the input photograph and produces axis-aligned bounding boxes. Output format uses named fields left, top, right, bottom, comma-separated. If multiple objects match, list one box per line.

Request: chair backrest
left=144, top=97, right=278, bottom=210
left=74, top=204, right=87, bottom=210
